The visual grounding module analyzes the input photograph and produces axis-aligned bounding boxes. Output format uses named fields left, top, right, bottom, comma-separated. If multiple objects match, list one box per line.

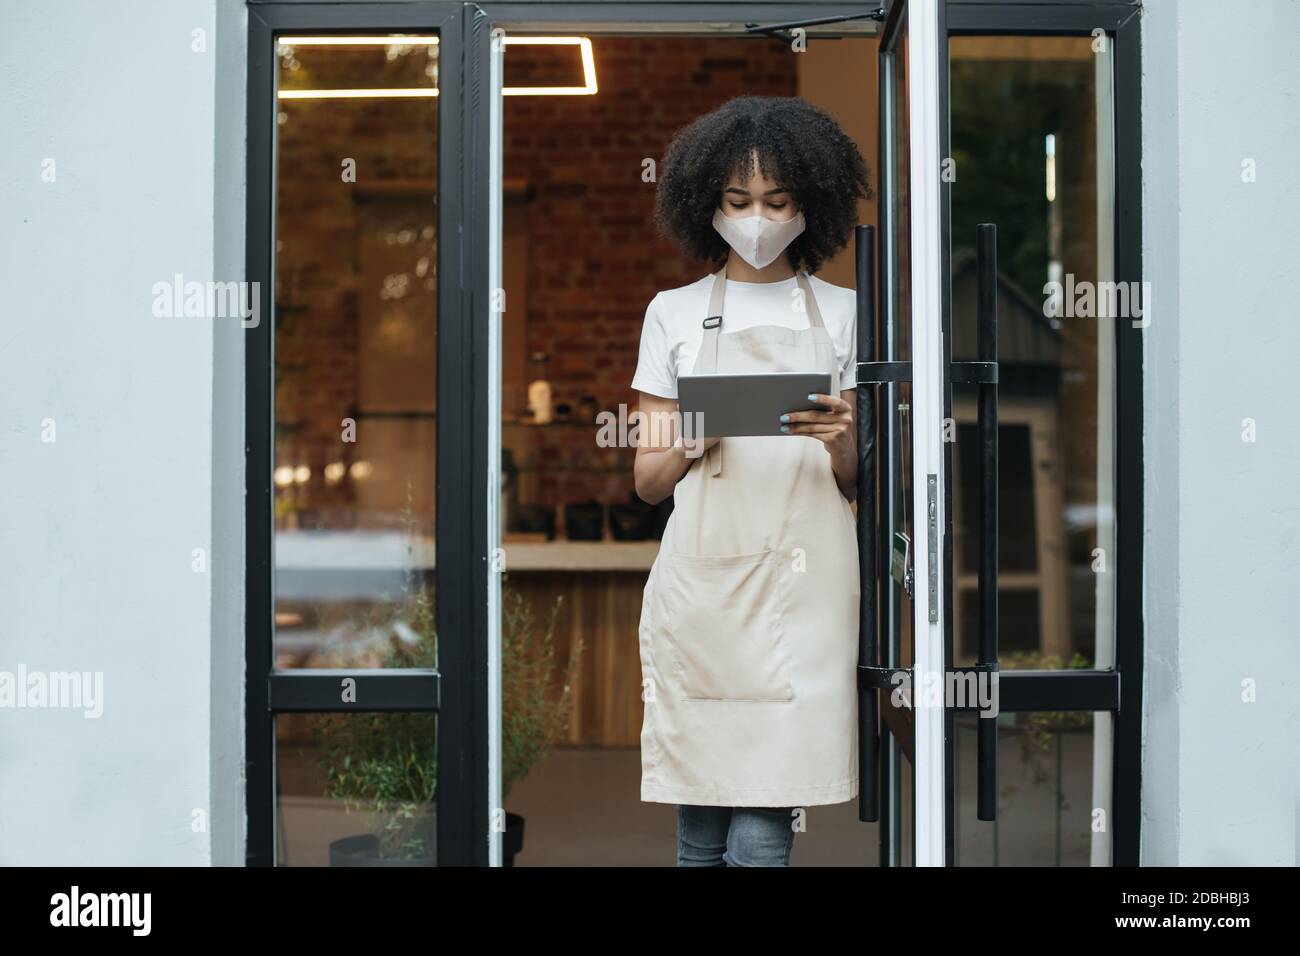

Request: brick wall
left=273, top=38, right=797, bottom=529
left=274, top=42, right=439, bottom=528
left=504, top=37, right=797, bottom=512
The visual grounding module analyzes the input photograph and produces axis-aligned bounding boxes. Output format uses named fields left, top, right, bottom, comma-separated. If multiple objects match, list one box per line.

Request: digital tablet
left=677, top=371, right=834, bottom=438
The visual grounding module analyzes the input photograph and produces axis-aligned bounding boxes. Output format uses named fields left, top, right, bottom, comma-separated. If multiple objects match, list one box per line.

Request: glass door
left=862, top=0, right=1143, bottom=867
left=860, top=0, right=948, bottom=867
left=943, top=3, right=1140, bottom=867
left=246, top=1, right=498, bottom=866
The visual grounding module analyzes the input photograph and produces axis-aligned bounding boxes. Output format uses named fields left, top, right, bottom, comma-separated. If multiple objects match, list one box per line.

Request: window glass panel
left=949, top=34, right=1116, bottom=672
left=959, top=587, right=1040, bottom=658
left=276, top=711, right=438, bottom=866
left=273, top=34, right=439, bottom=669
left=948, top=35, right=1116, bottom=866
left=954, top=710, right=1109, bottom=865
left=956, top=422, right=1038, bottom=574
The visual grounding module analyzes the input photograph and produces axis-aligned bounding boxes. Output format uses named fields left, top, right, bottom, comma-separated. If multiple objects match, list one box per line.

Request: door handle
left=974, top=223, right=1000, bottom=822
left=853, top=224, right=880, bottom=823
left=855, top=224, right=1000, bottom=826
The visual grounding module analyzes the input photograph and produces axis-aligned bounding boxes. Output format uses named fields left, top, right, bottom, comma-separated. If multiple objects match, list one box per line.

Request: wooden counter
left=501, top=534, right=655, bottom=748
left=274, top=530, right=659, bottom=571
left=274, top=529, right=654, bottom=746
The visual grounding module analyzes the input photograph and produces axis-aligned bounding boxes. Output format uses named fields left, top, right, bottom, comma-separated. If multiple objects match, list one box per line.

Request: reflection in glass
left=949, top=34, right=1116, bottom=865
left=273, top=35, right=439, bottom=669
left=276, top=710, right=438, bottom=866
left=949, top=34, right=1115, bottom=669
left=954, top=710, right=1104, bottom=866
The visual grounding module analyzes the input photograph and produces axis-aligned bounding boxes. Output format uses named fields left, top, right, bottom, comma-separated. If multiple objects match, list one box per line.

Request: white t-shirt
left=631, top=272, right=858, bottom=399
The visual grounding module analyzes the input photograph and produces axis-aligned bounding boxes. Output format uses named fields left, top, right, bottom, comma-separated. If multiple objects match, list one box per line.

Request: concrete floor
left=275, top=716, right=1100, bottom=865
left=505, top=746, right=885, bottom=866
left=505, top=719, right=1100, bottom=867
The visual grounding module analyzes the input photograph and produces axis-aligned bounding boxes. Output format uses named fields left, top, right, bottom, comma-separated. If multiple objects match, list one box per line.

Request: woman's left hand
left=779, top=392, right=857, bottom=499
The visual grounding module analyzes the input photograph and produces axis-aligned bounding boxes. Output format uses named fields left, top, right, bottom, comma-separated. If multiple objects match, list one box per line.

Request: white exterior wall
left=0, top=0, right=247, bottom=865
left=1141, top=0, right=1300, bottom=865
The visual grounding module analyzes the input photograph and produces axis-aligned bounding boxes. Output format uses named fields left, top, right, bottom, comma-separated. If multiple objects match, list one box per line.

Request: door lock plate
left=927, top=473, right=939, bottom=623
left=891, top=532, right=913, bottom=597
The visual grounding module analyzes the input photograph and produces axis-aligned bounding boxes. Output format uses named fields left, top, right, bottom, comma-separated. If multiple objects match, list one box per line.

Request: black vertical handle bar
left=855, top=224, right=879, bottom=823
left=976, top=223, right=999, bottom=822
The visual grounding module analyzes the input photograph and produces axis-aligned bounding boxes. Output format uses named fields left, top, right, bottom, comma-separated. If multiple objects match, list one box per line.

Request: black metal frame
left=874, top=1, right=905, bottom=867
left=244, top=0, right=1143, bottom=868
left=972, top=223, right=998, bottom=823
left=245, top=1, right=491, bottom=866
left=261, top=0, right=890, bottom=25
left=855, top=225, right=879, bottom=824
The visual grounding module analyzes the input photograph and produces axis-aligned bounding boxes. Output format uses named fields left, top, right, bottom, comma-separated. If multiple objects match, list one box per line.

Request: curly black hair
left=654, top=95, right=872, bottom=274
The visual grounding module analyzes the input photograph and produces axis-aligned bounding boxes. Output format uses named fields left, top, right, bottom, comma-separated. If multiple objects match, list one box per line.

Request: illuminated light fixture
left=278, top=35, right=439, bottom=46
left=500, top=37, right=598, bottom=96
left=275, top=34, right=597, bottom=98
left=279, top=88, right=436, bottom=100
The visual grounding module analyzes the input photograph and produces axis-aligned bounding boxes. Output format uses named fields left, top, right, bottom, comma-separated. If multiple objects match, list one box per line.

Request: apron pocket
left=661, top=548, right=794, bottom=702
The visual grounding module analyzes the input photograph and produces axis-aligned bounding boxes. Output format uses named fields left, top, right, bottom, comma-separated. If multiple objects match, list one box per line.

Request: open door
left=857, top=0, right=944, bottom=869
left=858, top=0, right=983, bottom=867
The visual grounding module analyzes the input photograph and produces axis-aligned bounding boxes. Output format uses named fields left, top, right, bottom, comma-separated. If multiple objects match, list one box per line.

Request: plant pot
left=564, top=501, right=604, bottom=541
left=609, top=502, right=654, bottom=540
left=326, top=813, right=523, bottom=866
left=329, top=833, right=436, bottom=867
left=502, top=811, right=525, bottom=867
left=514, top=504, right=556, bottom=540
left=329, top=809, right=437, bottom=866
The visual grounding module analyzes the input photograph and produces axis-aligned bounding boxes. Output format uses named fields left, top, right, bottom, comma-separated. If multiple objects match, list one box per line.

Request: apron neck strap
left=795, top=271, right=827, bottom=330
left=699, top=265, right=727, bottom=375
left=703, top=265, right=826, bottom=337
left=705, top=264, right=727, bottom=328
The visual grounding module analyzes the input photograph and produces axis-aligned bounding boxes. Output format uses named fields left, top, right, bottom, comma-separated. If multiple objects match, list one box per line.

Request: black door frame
left=245, top=0, right=492, bottom=866
left=244, top=0, right=1143, bottom=867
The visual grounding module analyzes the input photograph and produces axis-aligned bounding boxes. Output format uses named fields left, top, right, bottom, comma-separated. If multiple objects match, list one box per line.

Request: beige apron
left=638, top=264, right=860, bottom=807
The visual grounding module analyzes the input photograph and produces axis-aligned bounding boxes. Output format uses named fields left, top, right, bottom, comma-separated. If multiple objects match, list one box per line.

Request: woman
left=631, top=95, right=871, bottom=867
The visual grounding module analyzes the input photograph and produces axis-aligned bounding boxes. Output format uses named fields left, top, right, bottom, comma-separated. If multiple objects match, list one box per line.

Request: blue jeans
left=676, top=804, right=797, bottom=867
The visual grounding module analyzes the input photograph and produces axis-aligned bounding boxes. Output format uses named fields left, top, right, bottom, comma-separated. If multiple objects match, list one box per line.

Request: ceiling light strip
left=276, top=35, right=597, bottom=98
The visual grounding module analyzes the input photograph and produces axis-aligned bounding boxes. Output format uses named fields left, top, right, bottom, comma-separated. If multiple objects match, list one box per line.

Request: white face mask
left=712, top=208, right=806, bottom=270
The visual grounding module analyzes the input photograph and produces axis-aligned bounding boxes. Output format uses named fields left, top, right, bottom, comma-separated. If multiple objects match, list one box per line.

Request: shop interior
left=267, top=28, right=1115, bottom=866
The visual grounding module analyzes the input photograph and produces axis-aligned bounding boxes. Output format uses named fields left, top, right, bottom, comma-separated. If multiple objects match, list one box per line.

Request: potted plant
left=499, top=585, right=583, bottom=865
left=311, top=575, right=439, bottom=866
left=309, top=533, right=581, bottom=865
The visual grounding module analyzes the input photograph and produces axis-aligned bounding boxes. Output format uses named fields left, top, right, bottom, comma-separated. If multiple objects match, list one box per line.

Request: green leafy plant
left=502, top=586, right=582, bottom=800
left=307, top=514, right=580, bottom=859
left=309, top=575, right=439, bottom=859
